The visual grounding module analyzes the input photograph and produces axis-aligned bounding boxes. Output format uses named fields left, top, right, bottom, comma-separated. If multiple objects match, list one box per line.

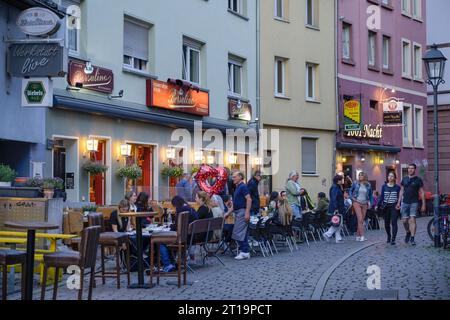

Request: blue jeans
left=159, top=244, right=173, bottom=268
left=291, top=204, right=302, bottom=220
left=237, top=230, right=249, bottom=253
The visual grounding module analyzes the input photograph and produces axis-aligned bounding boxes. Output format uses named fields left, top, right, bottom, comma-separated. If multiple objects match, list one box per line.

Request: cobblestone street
left=9, top=217, right=449, bottom=301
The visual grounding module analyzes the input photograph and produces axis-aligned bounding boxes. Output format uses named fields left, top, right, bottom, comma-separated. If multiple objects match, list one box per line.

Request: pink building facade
left=336, top=0, right=429, bottom=192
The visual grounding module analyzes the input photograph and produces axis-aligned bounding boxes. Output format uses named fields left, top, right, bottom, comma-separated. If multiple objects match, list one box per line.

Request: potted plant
left=161, top=165, right=184, bottom=178
left=42, top=178, right=56, bottom=199
left=0, top=164, right=16, bottom=187
left=82, top=205, right=98, bottom=216
left=117, top=164, right=143, bottom=190
left=82, top=161, right=109, bottom=176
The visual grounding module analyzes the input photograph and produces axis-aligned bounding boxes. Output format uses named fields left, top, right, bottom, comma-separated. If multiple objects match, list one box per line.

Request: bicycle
left=427, top=202, right=450, bottom=249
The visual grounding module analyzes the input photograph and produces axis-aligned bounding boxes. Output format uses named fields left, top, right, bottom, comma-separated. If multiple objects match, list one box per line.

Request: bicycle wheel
left=427, top=218, right=436, bottom=242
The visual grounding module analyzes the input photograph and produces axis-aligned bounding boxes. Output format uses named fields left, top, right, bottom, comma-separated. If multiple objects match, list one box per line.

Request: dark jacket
left=170, top=204, right=198, bottom=232
left=329, top=184, right=345, bottom=215
left=247, top=177, right=260, bottom=213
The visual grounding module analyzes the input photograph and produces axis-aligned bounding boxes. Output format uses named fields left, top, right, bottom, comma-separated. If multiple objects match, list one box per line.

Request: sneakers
left=235, top=252, right=251, bottom=260
left=405, top=232, right=411, bottom=244
left=162, top=264, right=176, bottom=273
left=356, top=236, right=366, bottom=242
left=356, top=236, right=361, bottom=242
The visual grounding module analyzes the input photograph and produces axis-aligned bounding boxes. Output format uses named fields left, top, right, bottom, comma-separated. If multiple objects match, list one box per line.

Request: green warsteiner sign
left=24, top=81, right=46, bottom=104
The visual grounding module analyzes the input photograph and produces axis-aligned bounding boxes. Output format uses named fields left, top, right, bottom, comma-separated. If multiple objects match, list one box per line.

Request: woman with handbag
left=380, top=172, right=401, bottom=245
left=323, top=175, right=346, bottom=243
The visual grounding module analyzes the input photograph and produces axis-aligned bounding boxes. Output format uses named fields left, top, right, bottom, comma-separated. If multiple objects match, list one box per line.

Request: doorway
left=90, top=141, right=106, bottom=206
left=126, top=144, right=155, bottom=198
left=53, top=146, right=66, bottom=186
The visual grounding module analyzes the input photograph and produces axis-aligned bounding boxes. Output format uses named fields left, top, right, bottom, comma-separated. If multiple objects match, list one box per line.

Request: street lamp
left=423, top=44, right=447, bottom=247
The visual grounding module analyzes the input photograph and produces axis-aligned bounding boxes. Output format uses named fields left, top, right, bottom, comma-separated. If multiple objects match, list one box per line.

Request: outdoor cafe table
left=3, top=221, right=59, bottom=300
left=119, top=212, right=155, bottom=289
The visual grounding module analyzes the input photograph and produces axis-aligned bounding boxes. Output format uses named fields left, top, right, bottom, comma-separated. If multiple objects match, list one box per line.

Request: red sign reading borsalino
left=146, top=79, right=209, bottom=117
left=68, top=60, right=114, bottom=94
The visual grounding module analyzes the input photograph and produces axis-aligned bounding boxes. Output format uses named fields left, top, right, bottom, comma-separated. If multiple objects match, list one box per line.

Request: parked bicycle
left=427, top=195, right=450, bottom=248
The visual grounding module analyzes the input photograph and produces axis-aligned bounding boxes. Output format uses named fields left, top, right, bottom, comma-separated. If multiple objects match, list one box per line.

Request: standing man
left=247, top=171, right=262, bottom=216
left=176, top=173, right=192, bottom=201
left=396, top=164, right=426, bottom=246
left=230, top=171, right=252, bottom=260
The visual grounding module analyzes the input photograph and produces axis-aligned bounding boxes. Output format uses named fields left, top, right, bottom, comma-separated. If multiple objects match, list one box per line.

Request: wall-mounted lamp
left=342, top=157, right=347, bottom=163
left=166, top=147, right=176, bottom=160
left=395, top=159, right=400, bottom=165
left=206, top=155, right=215, bottom=165
left=86, top=139, right=99, bottom=152
left=120, top=144, right=132, bottom=157
left=253, top=157, right=263, bottom=166
left=361, top=156, right=366, bottom=163
left=228, top=154, right=238, bottom=165
left=108, top=90, right=124, bottom=100
left=379, top=159, right=385, bottom=165
left=194, top=151, right=204, bottom=162
left=66, top=82, right=83, bottom=91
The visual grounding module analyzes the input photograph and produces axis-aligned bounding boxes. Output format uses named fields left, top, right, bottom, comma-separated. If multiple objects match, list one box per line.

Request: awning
left=336, top=142, right=401, bottom=153
left=53, top=89, right=250, bottom=132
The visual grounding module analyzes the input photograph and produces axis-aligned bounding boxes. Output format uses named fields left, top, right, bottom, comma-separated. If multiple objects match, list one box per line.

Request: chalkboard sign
left=66, top=173, right=75, bottom=190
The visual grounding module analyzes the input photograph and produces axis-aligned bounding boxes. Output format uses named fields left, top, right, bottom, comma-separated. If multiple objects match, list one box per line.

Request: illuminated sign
left=344, top=100, right=361, bottom=131
left=344, top=124, right=383, bottom=139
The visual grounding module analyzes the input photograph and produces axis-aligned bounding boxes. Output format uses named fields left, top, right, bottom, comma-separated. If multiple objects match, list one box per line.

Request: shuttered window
left=302, top=138, right=317, bottom=175
left=124, top=19, right=149, bottom=62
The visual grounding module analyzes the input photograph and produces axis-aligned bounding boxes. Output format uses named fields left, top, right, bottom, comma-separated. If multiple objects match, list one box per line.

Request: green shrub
left=83, top=161, right=108, bottom=176
left=117, top=165, right=143, bottom=180
left=0, top=164, right=16, bottom=183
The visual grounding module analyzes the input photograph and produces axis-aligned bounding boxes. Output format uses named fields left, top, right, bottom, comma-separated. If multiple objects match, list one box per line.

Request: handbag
left=331, top=210, right=343, bottom=228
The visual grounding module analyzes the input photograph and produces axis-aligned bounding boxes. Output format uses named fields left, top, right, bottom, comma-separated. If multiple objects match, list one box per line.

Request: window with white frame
left=182, top=37, right=202, bottom=85
left=412, top=0, right=422, bottom=19
left=63, top=0, right=81, bottom=55
left=275, top=0, right=284, bottom=18
left=123, top=18, right=150, bottom=72
left=368, top=31, right=377, bottom=67
left=342, top=23, right=352, bottom=60
left=382, top=35, right=391, bottom=70
left=414, top=106, right=424, bottom=147
left=402, top=39, right=412, bottom=78
left=413, top=43, right=422, bottom=80
left=275, top=57, right=286, bottom=96
left=302, top=138, right=317, bottom=175
left=228, top=0, right=242, bottom=14
left=306, top=63, right=317, bottom=100
left=402, top=0, right=411, bottom=16
left=306, top=0, right=318, bottom=28
left=403, top=104, right=413, bottom=146
left=228, top=55, right=244, bottom=96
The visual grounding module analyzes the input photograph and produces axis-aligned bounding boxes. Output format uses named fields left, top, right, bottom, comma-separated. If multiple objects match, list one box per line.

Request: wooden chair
left=40, top=226, right=101, bottom=300
left=0, top=250, right=26, bottom=300
left=87, top=213, right=131, bottom=289
left=149, top=211, right=189, bottom=288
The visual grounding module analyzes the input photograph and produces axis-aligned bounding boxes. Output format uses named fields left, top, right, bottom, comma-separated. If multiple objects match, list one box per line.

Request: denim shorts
left=291, top=204, right=302, bottom=220
left=401, top=202, right=418, bottom=219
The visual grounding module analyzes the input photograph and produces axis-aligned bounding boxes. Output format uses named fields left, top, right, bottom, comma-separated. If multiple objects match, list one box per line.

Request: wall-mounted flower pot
left=43, top=188, right=54, bottom=199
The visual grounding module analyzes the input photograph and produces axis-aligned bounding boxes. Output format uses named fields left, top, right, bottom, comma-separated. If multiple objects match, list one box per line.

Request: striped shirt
left=380, top=184, right=401, bottom=205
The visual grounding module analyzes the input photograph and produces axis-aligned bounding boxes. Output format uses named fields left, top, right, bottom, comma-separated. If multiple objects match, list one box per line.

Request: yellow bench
left=0, top=232, right=77, bottom=284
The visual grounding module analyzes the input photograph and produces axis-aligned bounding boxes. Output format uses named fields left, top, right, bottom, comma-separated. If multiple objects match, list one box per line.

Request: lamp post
left=423, top=44, right=447, bottom=247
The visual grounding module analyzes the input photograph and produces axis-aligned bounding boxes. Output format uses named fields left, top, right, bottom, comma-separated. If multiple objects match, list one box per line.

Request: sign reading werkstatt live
left=22, top=78, right=53, bottom=107
left=344, top=100, right=362, bottom=131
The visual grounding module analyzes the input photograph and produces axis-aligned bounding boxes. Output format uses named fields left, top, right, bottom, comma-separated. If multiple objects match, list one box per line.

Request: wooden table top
left=118, top=212, right=155, bottom=218
left=3, top=221, right=59, bottom=231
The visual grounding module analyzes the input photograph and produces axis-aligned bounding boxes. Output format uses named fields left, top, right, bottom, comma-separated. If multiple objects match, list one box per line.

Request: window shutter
left=124, top=19, right=149, bottom=61
left=302, top=139, right=317, bottom=174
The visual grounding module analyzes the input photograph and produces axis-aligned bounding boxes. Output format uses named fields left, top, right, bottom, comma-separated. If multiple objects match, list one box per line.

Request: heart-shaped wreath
left=196, top=165, right=228, bottom=195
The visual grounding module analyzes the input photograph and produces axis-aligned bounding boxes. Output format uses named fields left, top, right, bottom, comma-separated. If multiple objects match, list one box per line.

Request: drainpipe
left=333, top=0, right=339, bottom=177
left=256, top=0, right=261, bottom=136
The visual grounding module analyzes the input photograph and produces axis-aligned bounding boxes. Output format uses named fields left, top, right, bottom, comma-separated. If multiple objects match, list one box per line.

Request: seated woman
left=158, top=196, right=198, bottom=273
left=136, top=192, right=151, bottom=227
left=268, top=191, right=280, bottom=217
left=109, top=200, right=133, bottom=251
left=110, top=199, right=133, bottom=233
left=149, top=200, right=164, bottom=224
left=222, top=195, right=234, bottom=243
